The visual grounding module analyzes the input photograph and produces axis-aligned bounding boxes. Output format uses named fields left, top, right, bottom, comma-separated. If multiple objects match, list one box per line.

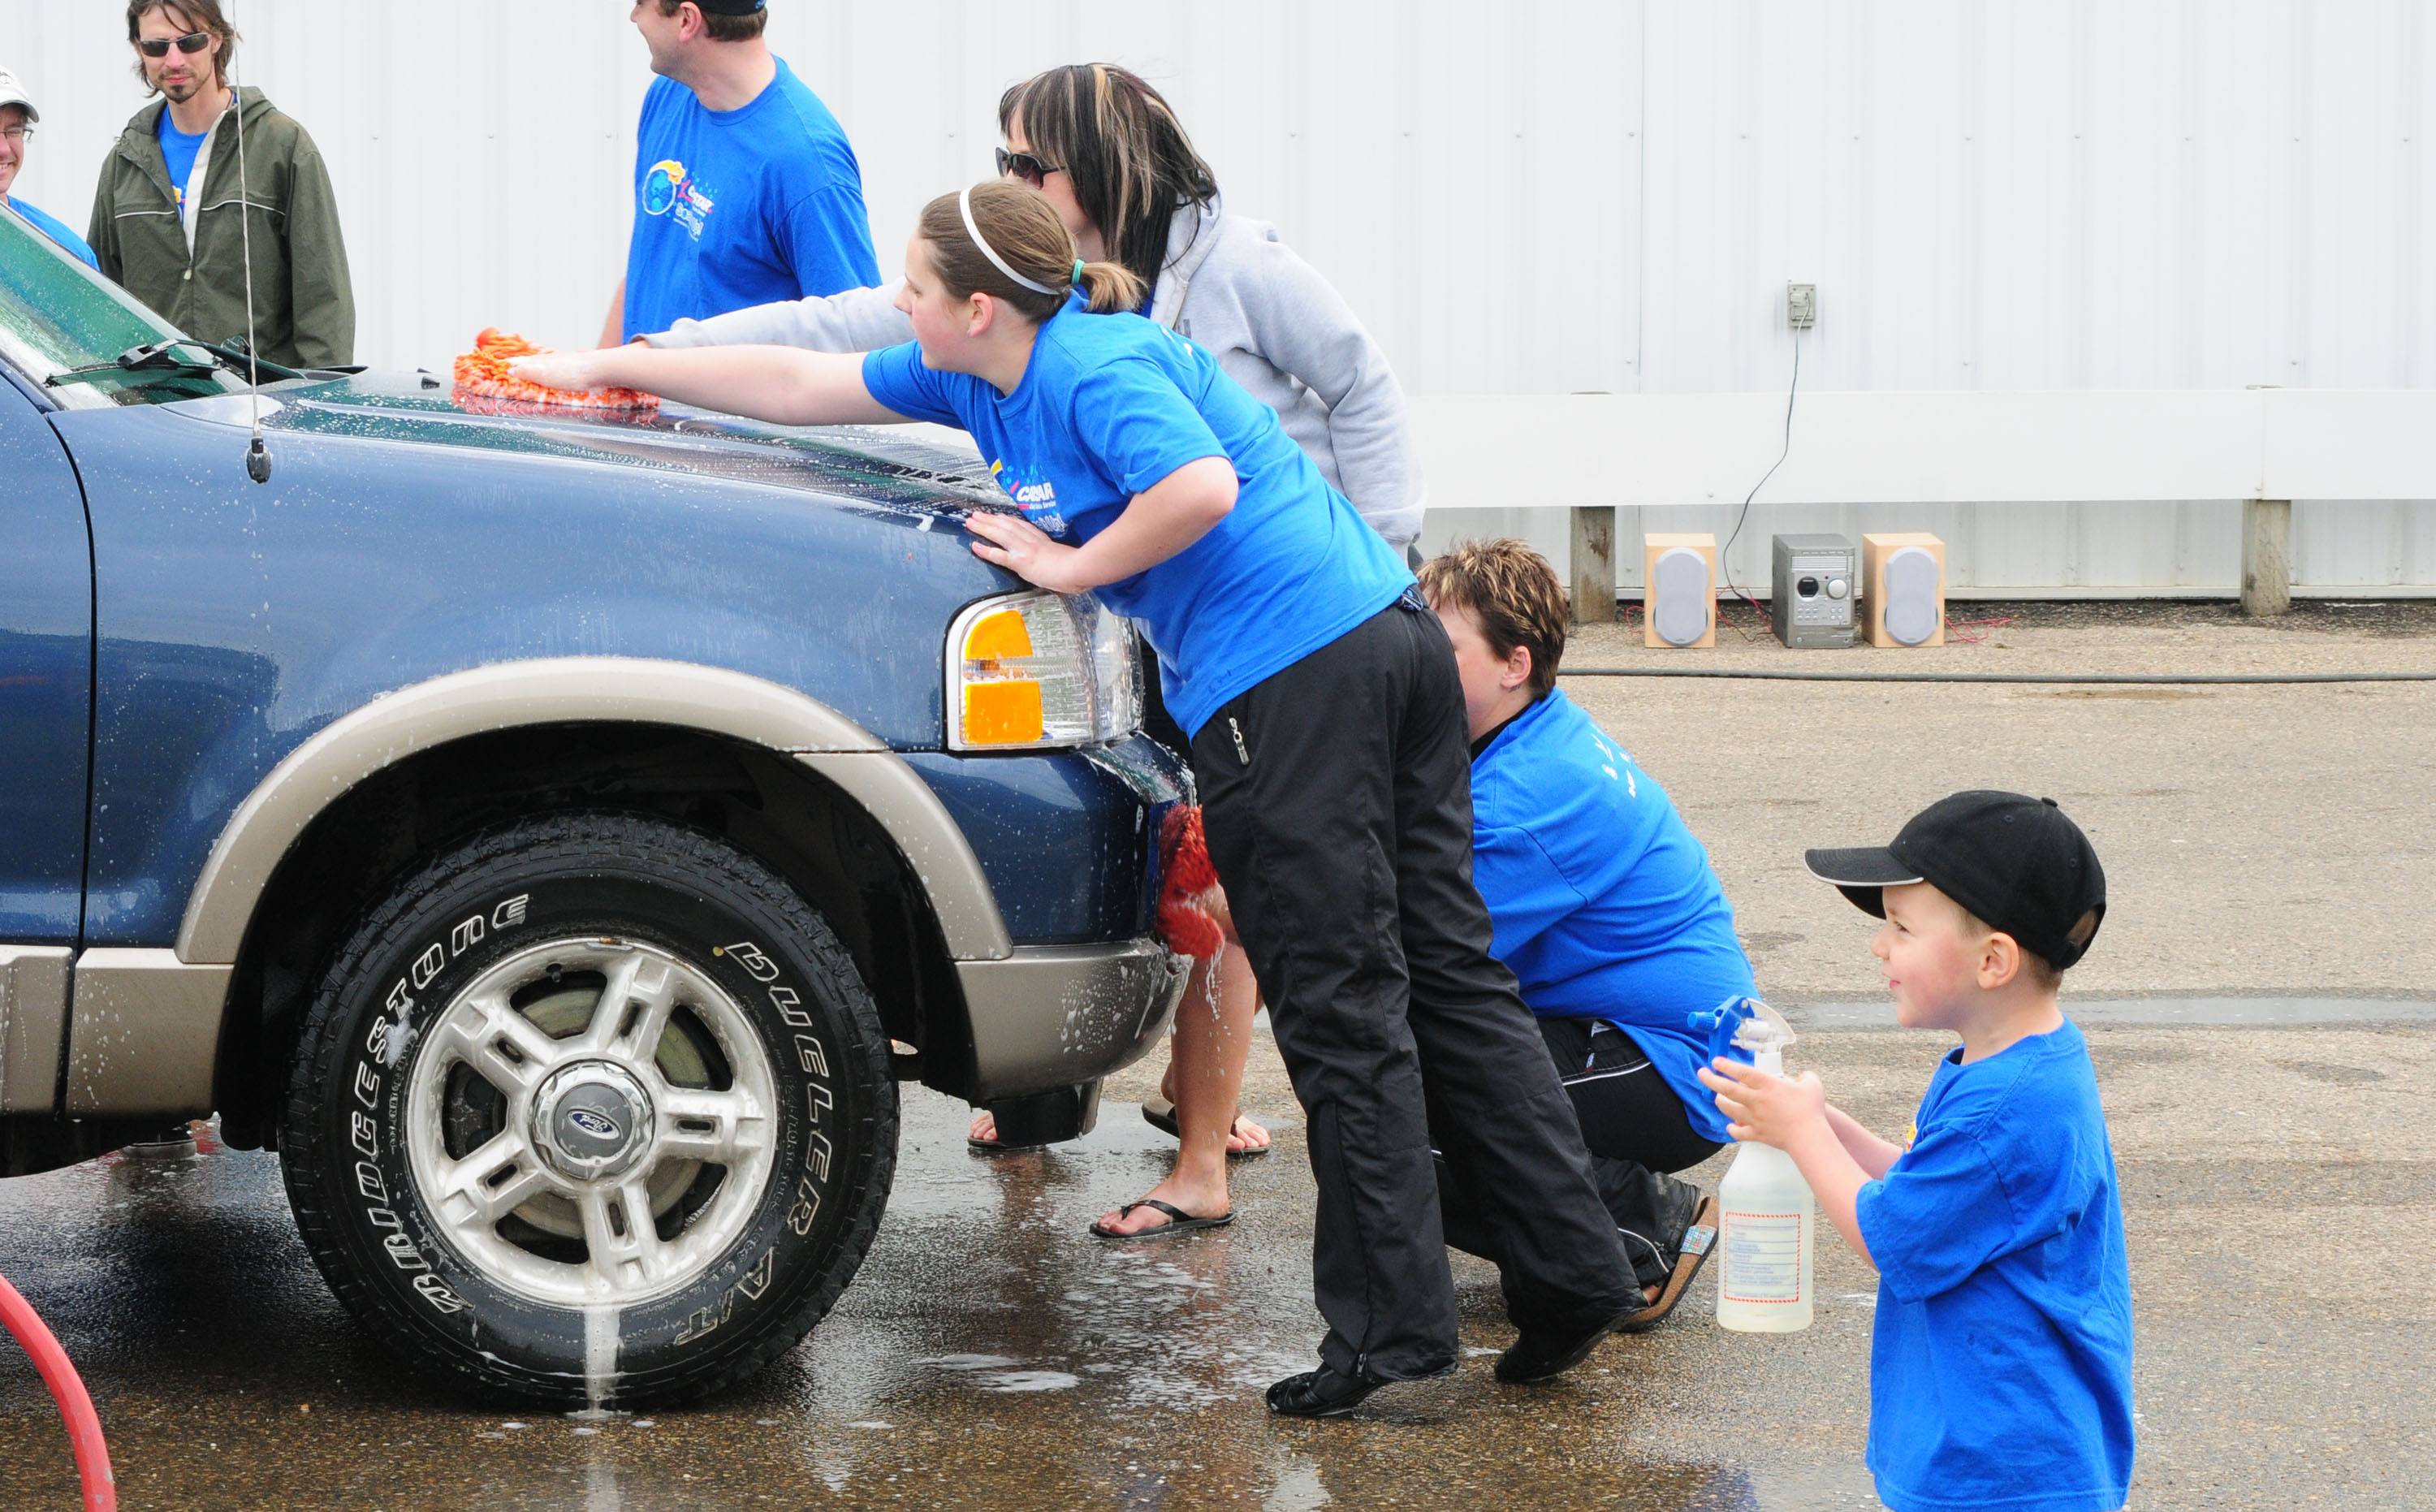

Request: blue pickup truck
left=0, top=210, right=1190, bottom=1405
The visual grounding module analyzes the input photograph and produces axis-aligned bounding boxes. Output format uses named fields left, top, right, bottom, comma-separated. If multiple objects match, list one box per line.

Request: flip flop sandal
left=1616, top=1194, right=1720, bottom=1333
left=965, top=1124, right=1047, bottom=1156
left=1089, top=1199, right=1235, bottom=1240
left=1142, top=1096, right=1271, bottom=1160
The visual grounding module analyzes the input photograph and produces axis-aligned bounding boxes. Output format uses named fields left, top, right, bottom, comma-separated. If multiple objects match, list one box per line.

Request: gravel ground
left=1553, top=599, right=2436, bottom=999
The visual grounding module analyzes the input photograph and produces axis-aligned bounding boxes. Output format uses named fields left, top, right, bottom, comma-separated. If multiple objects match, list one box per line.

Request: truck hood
left=237, top=370, right=1006, bottom=522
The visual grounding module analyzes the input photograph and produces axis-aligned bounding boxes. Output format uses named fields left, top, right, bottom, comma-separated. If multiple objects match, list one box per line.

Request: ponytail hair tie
left=1071, top=258, right=1086, bottom=285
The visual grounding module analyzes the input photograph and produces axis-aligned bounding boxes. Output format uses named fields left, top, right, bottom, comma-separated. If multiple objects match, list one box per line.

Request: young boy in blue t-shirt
left=1700, top=791, right=2135, bottom=1512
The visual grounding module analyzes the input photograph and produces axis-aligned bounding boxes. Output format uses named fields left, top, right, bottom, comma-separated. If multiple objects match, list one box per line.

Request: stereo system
left=1628, top=529, right=1946, bottom=651
left=1769, top=534, right=1857, bottom=649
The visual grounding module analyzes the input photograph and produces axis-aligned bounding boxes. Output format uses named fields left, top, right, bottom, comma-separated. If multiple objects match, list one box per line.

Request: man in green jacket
left=86, top=0, right=353, bottom=369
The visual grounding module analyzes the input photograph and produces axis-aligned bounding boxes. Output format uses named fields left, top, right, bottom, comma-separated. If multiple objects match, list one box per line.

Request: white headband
left=960, top=185, right=1062, bottom=296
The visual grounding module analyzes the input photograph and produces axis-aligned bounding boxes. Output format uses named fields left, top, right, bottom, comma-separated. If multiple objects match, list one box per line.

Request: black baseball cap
left=1804, top=791, right=2107, bottom=970
left=689, top=0, right=766, bottom=12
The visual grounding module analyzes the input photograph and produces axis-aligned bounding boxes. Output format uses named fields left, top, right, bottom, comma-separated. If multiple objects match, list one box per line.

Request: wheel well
left=211, top=724, right=978, bottom=1147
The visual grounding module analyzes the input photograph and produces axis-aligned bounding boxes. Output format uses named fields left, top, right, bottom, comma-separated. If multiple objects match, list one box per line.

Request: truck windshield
left=0, top=205, right=247, bottom=407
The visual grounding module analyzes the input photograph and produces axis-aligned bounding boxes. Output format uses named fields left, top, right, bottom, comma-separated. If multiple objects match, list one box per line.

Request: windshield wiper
left=46, top=339, right=222, bottom=390
left=45, top=338, right=308, bottom=391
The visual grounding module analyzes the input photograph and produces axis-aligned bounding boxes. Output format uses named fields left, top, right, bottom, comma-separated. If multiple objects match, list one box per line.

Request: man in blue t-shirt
left=602, top=0, right=879, bottom=347
left=1704, top=793, right=2134, bottom=1512
left=1418, top=540, right=1753, bottom=1329
left=0, top=67, right=99, bottom=270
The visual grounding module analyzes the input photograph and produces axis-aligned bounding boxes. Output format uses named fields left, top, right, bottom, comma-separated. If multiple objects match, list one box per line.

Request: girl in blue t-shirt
left=640, top=62, right=1440, bottom=1229
left=518, top=181, right=1643, bottom=1415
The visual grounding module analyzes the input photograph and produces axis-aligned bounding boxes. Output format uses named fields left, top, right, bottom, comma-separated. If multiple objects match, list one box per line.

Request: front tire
left=282, top=813, right=896, bottom=1406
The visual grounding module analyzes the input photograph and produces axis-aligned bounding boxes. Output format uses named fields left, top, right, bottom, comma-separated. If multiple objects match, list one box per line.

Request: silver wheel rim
left=404, top=937, right=780, bottom=1308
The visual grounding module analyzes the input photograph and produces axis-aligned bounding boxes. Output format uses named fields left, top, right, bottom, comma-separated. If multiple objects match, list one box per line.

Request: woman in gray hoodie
left=646, top=63, right=1423, bottom=1238
left=644, top=64, right=1422, bottom=551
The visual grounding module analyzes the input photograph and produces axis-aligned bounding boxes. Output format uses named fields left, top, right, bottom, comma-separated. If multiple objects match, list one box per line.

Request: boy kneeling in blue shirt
left=1419, top=540, right=1757, bottom=1328
left=1702, top=793, right=2135, bottom=1512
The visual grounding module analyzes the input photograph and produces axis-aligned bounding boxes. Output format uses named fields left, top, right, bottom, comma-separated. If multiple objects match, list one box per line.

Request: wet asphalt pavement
left=5, top=1004, right=2434, bottom=1510
left=6, top=607, right=2434, bottom=1509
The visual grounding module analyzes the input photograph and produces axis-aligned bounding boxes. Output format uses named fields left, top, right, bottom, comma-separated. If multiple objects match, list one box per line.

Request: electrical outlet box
left=1787, top=282, right=1816, bottom=330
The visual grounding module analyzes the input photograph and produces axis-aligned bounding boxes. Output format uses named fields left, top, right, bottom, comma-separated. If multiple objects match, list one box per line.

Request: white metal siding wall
left=3, top=1, right=2430, bottom=590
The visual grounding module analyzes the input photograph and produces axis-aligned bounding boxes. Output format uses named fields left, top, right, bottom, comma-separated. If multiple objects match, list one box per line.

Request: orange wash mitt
left=453, top=328, right=660, bottom=410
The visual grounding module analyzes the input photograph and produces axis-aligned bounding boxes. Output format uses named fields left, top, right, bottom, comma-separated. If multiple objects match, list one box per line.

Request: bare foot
left=1093, top=1170, right=1231, bottom=1236
left=1224, top=1114, right=1272, bottom=1156
left=969, top=1108, right=999, bottom=1146
left=1148, top=1073, right=1270, bottom=1157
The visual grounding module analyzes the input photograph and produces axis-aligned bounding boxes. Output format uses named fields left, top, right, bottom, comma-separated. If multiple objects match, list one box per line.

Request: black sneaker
left=1265, top=1364, right=1384, bottom=1419
left=1493, top=1306, right=1636, bottom=1385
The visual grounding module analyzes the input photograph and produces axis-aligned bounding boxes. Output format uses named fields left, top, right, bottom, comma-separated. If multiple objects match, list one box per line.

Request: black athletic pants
left=1438, top=1018, right=1726, bottom=1292
left=1189, top=590, right=1639, bottom=1382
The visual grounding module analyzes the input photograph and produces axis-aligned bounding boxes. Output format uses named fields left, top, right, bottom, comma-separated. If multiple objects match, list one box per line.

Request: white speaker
left=1863, top=533, right=1946, bottom=648
left=1643, top=533, right=1717, bottom=649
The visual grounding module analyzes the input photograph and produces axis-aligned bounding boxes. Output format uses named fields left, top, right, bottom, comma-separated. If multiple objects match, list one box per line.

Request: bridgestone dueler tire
left=281, top=813, right=896, bottom=1406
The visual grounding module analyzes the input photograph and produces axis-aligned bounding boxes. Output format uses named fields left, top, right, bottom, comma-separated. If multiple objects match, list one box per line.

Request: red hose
left=0, top=1272, right=115, bottom=1512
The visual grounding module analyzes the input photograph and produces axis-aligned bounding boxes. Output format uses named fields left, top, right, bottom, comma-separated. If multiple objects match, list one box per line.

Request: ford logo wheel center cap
left=533, top=1063, right=655, bottom=1182
left=567, top=1107, right=623, bottom=1143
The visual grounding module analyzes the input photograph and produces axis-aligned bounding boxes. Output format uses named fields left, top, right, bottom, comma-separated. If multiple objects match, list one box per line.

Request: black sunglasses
left=137, top=31, right=213, bottom=58
left=995, top=149, right=1065, bottom=189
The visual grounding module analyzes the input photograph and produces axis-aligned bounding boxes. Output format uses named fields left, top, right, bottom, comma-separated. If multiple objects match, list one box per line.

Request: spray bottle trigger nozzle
left=1689, top=996, right=1793, bottom=1066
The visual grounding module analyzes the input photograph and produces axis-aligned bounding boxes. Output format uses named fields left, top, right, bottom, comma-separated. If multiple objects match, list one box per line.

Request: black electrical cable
left=1717, top=326, right=1801, bottom=613
left=1561, top=667, right=2436, bottom=685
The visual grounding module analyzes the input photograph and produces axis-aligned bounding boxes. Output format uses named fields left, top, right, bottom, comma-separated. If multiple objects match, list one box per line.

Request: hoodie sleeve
left=645, top=280, right=915, bottom=353
left=1227, top=228, right=1426, bottom=550
left=86, top=163, right=123, bottom=283
left=283, top=142, right=354, bottom=367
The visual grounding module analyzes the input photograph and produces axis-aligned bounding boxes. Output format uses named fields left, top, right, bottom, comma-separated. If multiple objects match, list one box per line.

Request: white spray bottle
left=1691, top=996, right=1815, bottom=1333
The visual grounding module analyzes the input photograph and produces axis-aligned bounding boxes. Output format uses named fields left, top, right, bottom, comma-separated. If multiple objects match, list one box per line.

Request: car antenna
left=227, top=2, right=271, bottom=486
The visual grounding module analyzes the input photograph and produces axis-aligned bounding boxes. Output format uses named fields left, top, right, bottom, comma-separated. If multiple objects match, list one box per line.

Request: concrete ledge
left=1409, top=389, right=2436, bottom=508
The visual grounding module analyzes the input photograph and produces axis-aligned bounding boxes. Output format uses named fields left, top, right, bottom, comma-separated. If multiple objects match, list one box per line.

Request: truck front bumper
left=953, top=938, right=1192, bottom=1103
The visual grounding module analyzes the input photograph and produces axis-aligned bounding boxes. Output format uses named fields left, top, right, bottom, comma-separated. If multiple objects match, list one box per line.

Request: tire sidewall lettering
left=327, top=879, right=852, bottom=1376
left=339, top=891, right=538, bottom=1324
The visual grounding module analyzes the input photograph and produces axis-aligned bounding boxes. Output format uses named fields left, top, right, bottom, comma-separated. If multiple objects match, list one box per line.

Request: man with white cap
left=0, top=67, right=101, bottom=269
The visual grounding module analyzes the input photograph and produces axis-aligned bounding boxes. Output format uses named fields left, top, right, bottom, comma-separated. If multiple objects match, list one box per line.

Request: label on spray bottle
left=1721, top=1208, right=1808, bottom=1304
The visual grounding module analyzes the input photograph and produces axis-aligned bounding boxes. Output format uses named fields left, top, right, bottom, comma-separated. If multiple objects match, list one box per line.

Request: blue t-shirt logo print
left=990, top=459, right=1067, bottom=535
left=641, top=159, right=715, bottom=239
left=642, top=161, right=683, bottom=216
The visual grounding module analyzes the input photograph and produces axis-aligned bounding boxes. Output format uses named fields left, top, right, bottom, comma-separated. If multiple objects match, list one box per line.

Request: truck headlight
left=946, top=590, right=1142, bottom=750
